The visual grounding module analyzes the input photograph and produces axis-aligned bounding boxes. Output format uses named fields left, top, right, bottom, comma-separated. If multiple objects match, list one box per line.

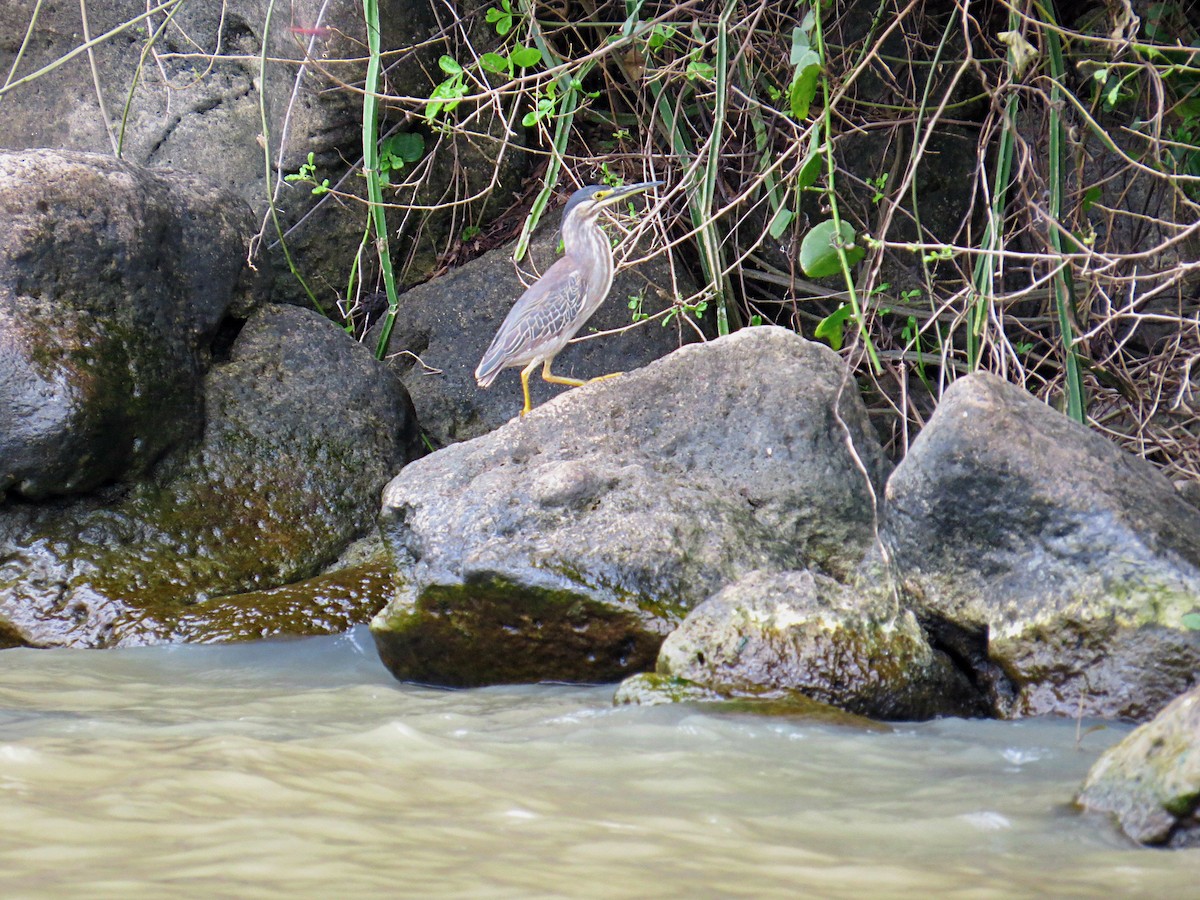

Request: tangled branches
left=356, top=0, right=1200, bottom=477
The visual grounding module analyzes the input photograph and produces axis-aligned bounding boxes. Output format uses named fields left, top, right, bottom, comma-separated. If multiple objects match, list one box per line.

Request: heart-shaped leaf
left=800, top=219, right=865, bottom=278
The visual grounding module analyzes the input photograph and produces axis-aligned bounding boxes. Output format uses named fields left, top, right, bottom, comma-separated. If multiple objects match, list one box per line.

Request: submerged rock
left=371, top=326, right=891, bottom=686
left=0, top=305, right=421, bottom=647
left=382, top=225, right=707, bottom=446
left=170, top=558, right=394, bottom=644
left=1076, top=685, right=1200, bottom=847
left=0, top=149, right=258, bottom=499
left=630, top=569, right=984, bottom=720
left=613, top=672, right=888, bottom=729
left=882, top=373, right=1200, bottom=720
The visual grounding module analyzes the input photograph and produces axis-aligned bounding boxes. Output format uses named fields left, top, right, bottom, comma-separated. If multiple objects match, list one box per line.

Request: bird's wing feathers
left=475, top=258, right=591, bottom=385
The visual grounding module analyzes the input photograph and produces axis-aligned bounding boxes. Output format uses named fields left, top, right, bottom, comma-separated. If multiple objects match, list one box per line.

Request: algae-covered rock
left=646, top=569, right=985, bottom=720
left=1076, top=685, right=1200, bottom=846
left=882, top=372, right=1200, bottom=720
left=371, top=326, right=891, bottom=686
left=0, top=149, right=258, bottom=499
left=0, top=305, right=421, bottom=647
left=613, top=672, right=887, bottom=728
left=170, top=559, right=394, bottom=644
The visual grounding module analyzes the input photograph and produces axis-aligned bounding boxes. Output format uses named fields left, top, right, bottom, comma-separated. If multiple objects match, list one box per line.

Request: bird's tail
left=474, top=344, right=506, bottom=388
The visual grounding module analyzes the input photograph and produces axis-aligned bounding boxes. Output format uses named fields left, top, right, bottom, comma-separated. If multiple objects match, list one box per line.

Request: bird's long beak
left=594, top=180, right=664, bottom=207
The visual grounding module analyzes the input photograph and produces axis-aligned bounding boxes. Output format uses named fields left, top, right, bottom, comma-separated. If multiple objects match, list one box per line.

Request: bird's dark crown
left=560, top=181, right=663, bottom=227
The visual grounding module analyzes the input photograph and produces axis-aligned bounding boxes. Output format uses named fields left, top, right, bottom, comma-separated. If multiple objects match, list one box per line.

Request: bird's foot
left=585, top=371, right=624, bottom=384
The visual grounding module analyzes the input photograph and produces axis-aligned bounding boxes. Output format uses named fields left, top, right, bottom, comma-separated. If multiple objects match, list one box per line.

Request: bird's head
left=560, top=180, right=664, bottom=228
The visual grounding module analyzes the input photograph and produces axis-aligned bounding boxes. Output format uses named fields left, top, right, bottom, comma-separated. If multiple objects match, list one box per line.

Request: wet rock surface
left=642, top=569, right=986, bottom=720
left=169, top=558, right=394, bottom=644
left=382, top=225, right=707, bottom=447
left=613, top=672, right=889, bottom=729
left=1077, top=685, right=1200, bottom=847
left=0, top=149, right=258, bottom=499
left=371, top=327, right=891, bottom=686
left=882, top=372, right=1200, bottom=721
left=0, top=305, right=421, bottom=647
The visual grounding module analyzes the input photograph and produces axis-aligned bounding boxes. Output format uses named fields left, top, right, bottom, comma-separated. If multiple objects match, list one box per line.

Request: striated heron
left=475, top=181, right=664, bottom=416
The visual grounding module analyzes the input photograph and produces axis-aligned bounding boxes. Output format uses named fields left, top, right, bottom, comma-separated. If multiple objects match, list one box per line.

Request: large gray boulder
left=370, top=326, right=891, bottom=686
left=0, top=149, right=258, bottom=499
left=1077, top=684, right=1200, bottom=847
left=0, top=1, right=522, bottom=304
left=882, top=372, right=1200, bottom=720
left=0, top=305, right=421, bottom=648
left=637, top=569, right=986, bottom=720
left=382, top=225, right=708, bottom=446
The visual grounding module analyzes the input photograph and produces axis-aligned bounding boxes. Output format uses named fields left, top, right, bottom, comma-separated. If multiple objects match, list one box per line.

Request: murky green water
left=0, top=628, right=1193, bottom=898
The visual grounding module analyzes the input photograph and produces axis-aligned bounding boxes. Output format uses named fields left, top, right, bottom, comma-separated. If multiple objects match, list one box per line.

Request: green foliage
left=788, top=17, right=822, bottom=121
left=481, top=45, right=542, bottom=77
left=647, top=24, right=675, bottom=52
left=284, top=151, right=330, bottom=195
left=799, top=219, right=865, bottom=278
left=362, top=0, right=401, bottom=359
left=269, top=0, right=1200, bottom=480
left=599, top=162, right=623, bottom=188
left=485, top=0, right=518, bottom=37
left=377, top=132, right=425, bottom=185
left=523, top=80, right=559, bottom=127
left=628, top=291, right=708, bottom=327
left=426, top=55, right=468, bottom=122
left=868, top=173, right=888, bottom=205
left=814, top=304, right=853, bottom=351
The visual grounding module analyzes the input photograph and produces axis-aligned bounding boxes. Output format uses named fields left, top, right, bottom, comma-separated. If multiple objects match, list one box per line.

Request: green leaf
left=1176, top=96, right=1200, bottom=119
left=430, top=78, right=463, bottom=100
left=686, top=59, right=715, bottom=82
left=438, top=55, right=463, bottom=75
left=480, top=52, right=511, bottom=75
left=381, top=131, right=425, bottom=163
left=789, top=26, right=811, bottom=65
left=1182, top=612, right=1200, bottom=630
left=1081, top=185, right=1101, bottom=214
left=814, top=304, right=855, bottom=351
left=648, top=24, right=675, bottom=51
left=789, top=57, right=821, bottom=120
left=426, top=75, right=466, bottom=121
left=800, top=219, right=865, bottom=278
left=485, top=3, right=514, bottom=35
left=797, top=132, right=823, bottom=190
left=510, top=45, right=542, bottom=68
left=767, top=206, right=794, bottom=240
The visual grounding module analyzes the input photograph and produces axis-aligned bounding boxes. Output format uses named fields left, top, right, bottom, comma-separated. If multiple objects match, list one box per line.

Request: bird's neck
left=566, top=219, right=613, bottom=287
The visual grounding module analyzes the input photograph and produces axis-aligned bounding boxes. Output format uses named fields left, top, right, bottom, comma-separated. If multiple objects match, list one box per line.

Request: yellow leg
left=519, top=360, right=539, bottom=417
left=541, top=358, right=586, bottom=388
left=544, top=359, right=625, bottom=386
left=585, top=372, right=624, bottom=384
left=519, top=358, right=626, bottom=417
